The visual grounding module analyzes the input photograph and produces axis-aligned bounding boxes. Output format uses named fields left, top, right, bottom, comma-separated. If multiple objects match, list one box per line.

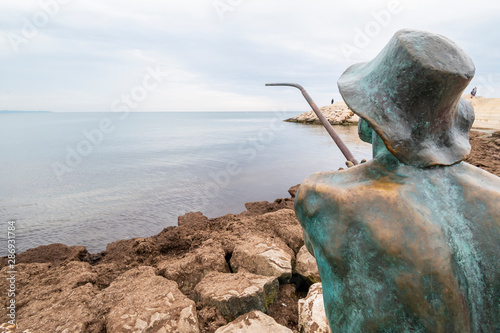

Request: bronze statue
left=295, top=29, right=500, bottom=332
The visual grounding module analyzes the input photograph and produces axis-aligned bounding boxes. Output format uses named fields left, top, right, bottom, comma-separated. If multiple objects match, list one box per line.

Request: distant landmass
left=0, top=110, right=53, bottom=113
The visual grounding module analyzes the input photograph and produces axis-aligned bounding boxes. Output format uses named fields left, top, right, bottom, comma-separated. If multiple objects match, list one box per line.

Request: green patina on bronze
left=295, top=30, right=500, bottom=332
left=338, top=29, right=475, bottom=168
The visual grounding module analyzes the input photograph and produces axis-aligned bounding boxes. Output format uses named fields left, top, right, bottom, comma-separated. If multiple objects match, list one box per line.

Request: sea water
left=0, top=111, right=372, bottom=256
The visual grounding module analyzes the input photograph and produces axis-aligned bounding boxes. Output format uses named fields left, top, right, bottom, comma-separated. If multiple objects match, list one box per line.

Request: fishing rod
left=265, top=83, right=359, bottom=165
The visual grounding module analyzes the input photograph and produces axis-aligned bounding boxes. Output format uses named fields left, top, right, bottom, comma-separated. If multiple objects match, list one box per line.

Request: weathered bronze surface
left=295, top=29, right=500, bottom=332
left=338, top=29, right=475, bottom=168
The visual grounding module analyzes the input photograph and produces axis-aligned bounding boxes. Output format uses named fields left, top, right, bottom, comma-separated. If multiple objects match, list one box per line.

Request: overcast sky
left=1, top=0, right=499, bottom=112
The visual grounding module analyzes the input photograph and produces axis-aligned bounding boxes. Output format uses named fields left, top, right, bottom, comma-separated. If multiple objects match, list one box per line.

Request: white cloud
left=0, top=0, right=499, bottom=112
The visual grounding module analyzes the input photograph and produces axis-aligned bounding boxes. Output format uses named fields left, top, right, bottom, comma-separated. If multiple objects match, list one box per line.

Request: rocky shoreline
left=1, top=130, right=499, bottom=333
left=1, top=186, right=327, bottom=333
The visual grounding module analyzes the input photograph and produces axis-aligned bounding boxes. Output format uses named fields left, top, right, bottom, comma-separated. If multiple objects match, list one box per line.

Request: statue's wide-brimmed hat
left=338, top=29, right=475, bottom=167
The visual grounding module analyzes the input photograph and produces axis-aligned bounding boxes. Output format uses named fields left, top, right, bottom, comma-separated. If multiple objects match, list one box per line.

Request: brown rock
left=288, top=184, right=300, bottom=198
left=93, top=262, right=121, bottom=290
left=133, top=237, right=157, bottom=255
left=97, top=266, right=200, bottom=333
left=0, top=262, right=101, bottom=332
left=157, top=239, right=230, bottom=294
left=215, top=310, right=293, bottom=333
left=0, top=263, right=202, bottom=332
left=0, top=243, right=88, bottom=268
left=100, top=213, right=214, bottom=270
left=100, top=238, right=140, bottom=267
left=254, top=209, right=304, bottom=254
left=295, top=245, right=321, bottom=284
left=197, top=306, right=228, bottom=332
left=194, top=271, right=279, bottom=321
left=153, top=224, right=209, bottom=255
left=178, top=211, right=210, bottom=228
left=0, top=182, right=322, bottom=332
left=243, top=198, right=294, bottom=216
left=230, top=237, right=293, bottom=283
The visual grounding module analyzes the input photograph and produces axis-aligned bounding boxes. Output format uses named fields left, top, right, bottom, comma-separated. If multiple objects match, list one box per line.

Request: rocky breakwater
left=284, top=102, right=359, bottom=125
left=0, top=185, right=329, bottom=333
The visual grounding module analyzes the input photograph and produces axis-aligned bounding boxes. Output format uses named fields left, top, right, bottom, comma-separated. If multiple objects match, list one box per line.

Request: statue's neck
left=368, top=129, right=457, bottom=176
left=372, top=131, right=397, bottom=160
left=371, top=131, right=406, bottom=171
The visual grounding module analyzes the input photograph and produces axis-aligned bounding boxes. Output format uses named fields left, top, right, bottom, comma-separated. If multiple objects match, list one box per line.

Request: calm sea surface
left=0, top=112, right=372, bottom=256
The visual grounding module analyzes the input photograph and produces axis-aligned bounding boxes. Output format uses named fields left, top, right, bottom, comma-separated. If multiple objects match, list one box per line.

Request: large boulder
left=230, top=237, right=293, bottom=283
left=157, top=239, right=229, bottom=294
left=254, top=209, right=304, bottom=254
left=298, top=283, right=331, bottom=333
left=0, top=263, right=200, bottom=332
left=295, top=245, right=321, bottom=283
left=0, top=261, right=101, bottom=332
left=97, top=266, right=200, bottom=333
left=215, top=310, right=293, bottom=333
left=194, top=271, right=279, bottom=321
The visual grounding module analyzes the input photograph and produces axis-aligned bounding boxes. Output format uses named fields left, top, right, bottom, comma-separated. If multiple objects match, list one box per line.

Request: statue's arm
left=294, top=176, right=327, bottom=258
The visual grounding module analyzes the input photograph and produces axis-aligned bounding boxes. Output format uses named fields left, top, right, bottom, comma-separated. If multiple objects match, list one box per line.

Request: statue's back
left=296, top=160, right=500, bottom=332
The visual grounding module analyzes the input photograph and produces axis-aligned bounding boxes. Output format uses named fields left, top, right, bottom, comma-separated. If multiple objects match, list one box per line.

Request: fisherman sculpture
left=293, top=30, right=500, bottom=332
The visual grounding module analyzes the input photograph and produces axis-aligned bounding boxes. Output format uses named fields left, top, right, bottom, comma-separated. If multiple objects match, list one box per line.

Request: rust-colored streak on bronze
left=265, top=83, right=359, bottom=165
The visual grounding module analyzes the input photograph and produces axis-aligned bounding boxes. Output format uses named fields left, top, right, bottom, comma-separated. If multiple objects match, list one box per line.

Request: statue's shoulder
left=297, top=168, right=358, bottom=197
left=455, top=162, right=500, bottom=190
left=295, top=163, right=380, bottom=217
left=297, top=160, right=398, bottom=199
left=452, top=163, right=500, bottom=222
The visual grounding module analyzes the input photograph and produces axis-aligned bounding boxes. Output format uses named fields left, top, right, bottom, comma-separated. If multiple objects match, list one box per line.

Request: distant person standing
left=471, top=86, right=477, bottom=98
left=331, top=98, right=334, bottom=104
